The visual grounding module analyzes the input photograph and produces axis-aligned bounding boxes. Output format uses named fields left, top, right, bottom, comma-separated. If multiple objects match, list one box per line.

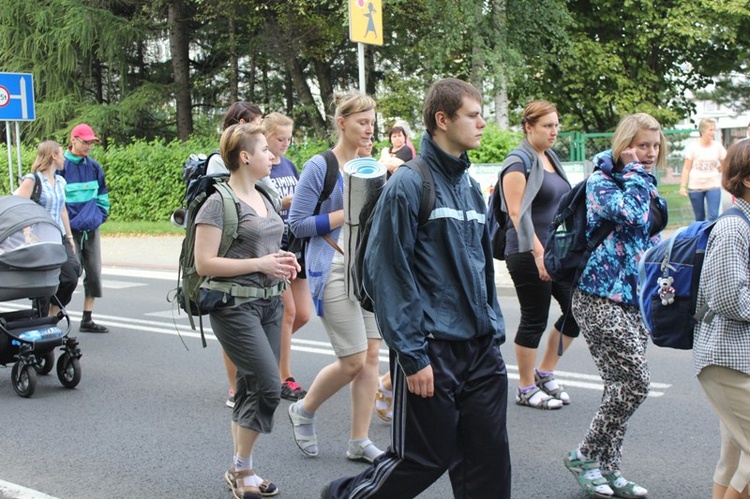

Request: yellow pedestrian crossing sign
left=349, top=0, right=383, bottom=46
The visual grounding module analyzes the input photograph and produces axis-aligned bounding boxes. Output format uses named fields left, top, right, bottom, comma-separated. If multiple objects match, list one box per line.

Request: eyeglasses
left=75, top=137, right=96, bottom=146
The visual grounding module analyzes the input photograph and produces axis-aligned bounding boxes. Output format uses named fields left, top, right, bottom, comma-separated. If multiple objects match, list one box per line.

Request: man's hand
left=406, top=365, right=434, bottom=398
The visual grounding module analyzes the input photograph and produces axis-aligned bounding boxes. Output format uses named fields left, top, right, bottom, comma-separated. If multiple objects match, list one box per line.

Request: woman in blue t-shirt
left=501, top=100, right=579, bottom=411
left=17, top=140, right=80, bottom=316
left=263, top=112, right=312, bottom=402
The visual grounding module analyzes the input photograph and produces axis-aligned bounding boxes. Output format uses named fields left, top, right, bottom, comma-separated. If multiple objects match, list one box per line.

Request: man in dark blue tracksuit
left=323, top=79, right=511, bottom=498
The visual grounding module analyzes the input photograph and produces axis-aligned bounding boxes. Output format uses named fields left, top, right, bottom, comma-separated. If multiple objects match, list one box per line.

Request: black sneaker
left=79, top=320, right=109, bottom=333
left=281, top=377, right=307, bottom=401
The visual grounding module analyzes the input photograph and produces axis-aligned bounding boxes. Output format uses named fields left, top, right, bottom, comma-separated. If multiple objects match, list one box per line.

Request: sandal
left=374, top=390, right=393, bottom=423
left=515, top=387, right=563, bottom=410
left=604, top=471, right=648, bottom=498
left=225, top=467, right=279, bottom=497
left=563, top=450, right=614, bottom=498
left=535, top=369, right=571, bottom=405
left=231, top=469, right=262, bottom=499
left=288, top=401, right=319, bottom=457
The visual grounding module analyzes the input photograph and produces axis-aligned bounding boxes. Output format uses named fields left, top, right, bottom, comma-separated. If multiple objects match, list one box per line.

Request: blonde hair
left=698, top=118, right=716, bottom=137
left=263, top=112, right=293, bottom=138
left=611, top=113, right=667, bottom=170
left=332, top=92, right=376, bottom=141
left=31, top=141, right=61, bottom=173
left=219, top=124, right=266, bottom=172
left=521, top=100, right=558, bottom=135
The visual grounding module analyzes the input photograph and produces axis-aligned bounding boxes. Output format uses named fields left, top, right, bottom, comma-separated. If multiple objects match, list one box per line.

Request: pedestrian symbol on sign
left=364, top=3, right=377, bottom=39
left=349, top=0, right=382, bottom=46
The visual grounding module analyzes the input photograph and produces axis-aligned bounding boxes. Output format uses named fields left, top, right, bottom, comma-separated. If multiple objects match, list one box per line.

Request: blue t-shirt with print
left=269, top=157, right=299, bottom=222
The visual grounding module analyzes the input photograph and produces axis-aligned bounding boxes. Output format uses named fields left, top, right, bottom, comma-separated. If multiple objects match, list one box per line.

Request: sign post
left=0, top=72, right=36, bottom=192
left=348, top=0, right=383, bottom=93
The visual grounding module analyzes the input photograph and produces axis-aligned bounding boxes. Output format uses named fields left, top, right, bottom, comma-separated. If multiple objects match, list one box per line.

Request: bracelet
left=66, top=236, right=74, bottom=240
left=534, top=255, right=544, bottom=260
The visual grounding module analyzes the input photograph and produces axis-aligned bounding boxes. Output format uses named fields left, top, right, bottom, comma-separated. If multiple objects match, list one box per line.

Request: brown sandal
left=225, top=467, right=279, bottom=498
left=231, top=468, right=262, bottom=499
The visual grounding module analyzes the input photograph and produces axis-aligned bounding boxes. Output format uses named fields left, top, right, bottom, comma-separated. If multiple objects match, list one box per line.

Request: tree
left=0, top=0, right=170, bottom=142
left=536, top=0, right=750, bottom=131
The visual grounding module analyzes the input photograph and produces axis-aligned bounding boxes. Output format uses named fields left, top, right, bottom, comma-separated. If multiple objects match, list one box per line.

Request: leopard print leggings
left=572, top=289, right=651, bottom=471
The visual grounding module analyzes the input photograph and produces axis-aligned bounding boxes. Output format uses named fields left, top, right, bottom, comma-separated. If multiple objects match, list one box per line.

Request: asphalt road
left=0, top=266, right=719, bottom=498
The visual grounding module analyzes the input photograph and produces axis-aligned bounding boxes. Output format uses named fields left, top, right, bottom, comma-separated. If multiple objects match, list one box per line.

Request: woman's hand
left=258, top=251, right=300, bottom=280
left=679, top=186, right=688, bottom=197
left=281, top=195, right=293, bottom=210
left=619, top=148, right=639, bottom=167
left=535, top=254, right=551, bottom=281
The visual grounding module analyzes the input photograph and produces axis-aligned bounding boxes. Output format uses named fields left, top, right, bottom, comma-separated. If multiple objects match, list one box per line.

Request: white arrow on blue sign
left=0, top=73, right=35, bottom=121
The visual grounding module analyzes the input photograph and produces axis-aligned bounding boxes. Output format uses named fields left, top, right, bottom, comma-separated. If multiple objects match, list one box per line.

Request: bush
left=0, top=134, right=332, bottom=223
left=469, top=124, right=523, bottom=164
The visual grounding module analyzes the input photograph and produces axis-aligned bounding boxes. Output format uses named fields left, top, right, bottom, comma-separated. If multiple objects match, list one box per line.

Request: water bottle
left=18, top=326, right=62, bottom=342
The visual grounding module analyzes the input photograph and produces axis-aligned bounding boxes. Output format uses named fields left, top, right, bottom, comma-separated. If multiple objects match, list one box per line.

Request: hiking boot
left=281, top=377, right=307, bottom=401
left=79, top=320, right=109, bottom=333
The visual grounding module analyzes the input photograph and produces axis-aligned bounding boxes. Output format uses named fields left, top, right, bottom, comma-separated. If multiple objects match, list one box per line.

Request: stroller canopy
left=0, top=196, right=66, bottom=300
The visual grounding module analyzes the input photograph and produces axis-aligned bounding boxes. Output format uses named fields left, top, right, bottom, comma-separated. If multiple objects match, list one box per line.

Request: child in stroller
left=0, top=196, right=82, bottom=397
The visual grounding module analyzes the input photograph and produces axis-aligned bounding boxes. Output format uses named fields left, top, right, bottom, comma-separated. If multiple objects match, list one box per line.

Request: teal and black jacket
left=363, top=132, right=506, bottom=376
left=60, top=151, right=110, bottom=232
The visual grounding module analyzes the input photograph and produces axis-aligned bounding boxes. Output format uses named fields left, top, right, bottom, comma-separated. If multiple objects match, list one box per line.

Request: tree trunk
left=228, top=18, right=239, bottom=104
left=494, top=72, right=509, bottom=129
left=286, top=57, right=327, bottom=137
left=168, top=0, right=192, bottom=141
left=312, top=58, right=334, bottom=117
left=469, top=1, right=485, bottom=103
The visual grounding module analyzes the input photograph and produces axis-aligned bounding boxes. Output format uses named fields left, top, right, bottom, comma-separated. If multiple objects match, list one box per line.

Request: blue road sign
left=0, top=73, right=35, bottom=121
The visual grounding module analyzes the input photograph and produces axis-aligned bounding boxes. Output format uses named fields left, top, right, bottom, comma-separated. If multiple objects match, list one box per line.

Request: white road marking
left=0, top=480, right=58, bottom=499
left=100, top=280, right=146, bottom=289
left=0, top=302, right=670, bottom=397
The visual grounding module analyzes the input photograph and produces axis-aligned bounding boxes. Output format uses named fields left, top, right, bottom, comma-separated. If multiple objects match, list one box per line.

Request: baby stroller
left=0, top=196, right=82, bottom=398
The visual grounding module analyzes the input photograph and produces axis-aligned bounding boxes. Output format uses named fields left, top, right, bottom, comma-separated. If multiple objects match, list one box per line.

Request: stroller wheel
left=56, top=353, right=81, bottom=389
left=11, top=362, right=37, bottom=398
left=34, top=351, right=55, bottom=376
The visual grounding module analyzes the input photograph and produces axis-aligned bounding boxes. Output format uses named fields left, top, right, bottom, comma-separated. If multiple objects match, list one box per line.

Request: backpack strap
left=212, top=181, right=240, bottom=258
left=401, top=157, right=435, bottom=226
left=30, top=172, right=42, bottom=205
left=255, top=180, right=281, bottom=213
left=505, top=148, right=533, bottom=177
left=316, top=150, right=340, bottom=215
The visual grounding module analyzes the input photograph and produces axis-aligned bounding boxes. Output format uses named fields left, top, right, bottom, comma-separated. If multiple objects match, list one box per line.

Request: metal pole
left=5, top=121, right=13, bottom=192
left=358, top=43, right=365, bottom=93
left=14, top=121, right=22, bottom=183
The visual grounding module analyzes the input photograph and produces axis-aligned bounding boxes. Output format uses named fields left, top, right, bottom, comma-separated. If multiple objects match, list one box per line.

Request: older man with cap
left=60, top=124, right=110, bottom=333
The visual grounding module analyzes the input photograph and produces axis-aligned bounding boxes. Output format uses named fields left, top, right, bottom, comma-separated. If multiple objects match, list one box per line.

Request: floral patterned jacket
left=577, top=150, right=667, bottom=306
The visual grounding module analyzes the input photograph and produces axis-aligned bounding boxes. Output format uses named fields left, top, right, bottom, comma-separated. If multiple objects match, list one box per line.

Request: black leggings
left=505, top=251, right=579, bottom=349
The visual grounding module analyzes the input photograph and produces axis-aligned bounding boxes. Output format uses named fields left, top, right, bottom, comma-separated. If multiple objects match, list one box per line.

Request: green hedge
left=0, top=136, right=335, bottom=222
left=0, top=126, right=519, bottom=222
